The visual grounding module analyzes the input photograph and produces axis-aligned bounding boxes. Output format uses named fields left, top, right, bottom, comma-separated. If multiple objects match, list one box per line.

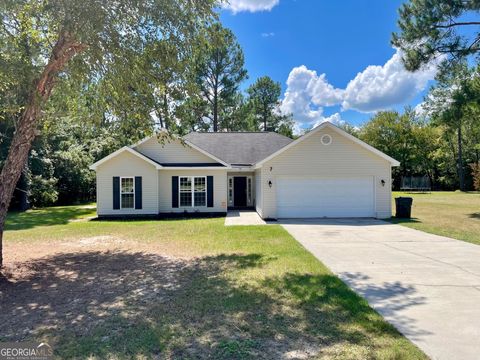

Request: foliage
left=392, top=0, right=480, bottom=70
left=425, top=62, right=480, bottom=190
left=246, top=76, right=290, bottom=132
left=0, top=0, right=219, bottom=214
left=359, top=109, right=437, bottom=188
left=191, top=23, right=248, bottom=132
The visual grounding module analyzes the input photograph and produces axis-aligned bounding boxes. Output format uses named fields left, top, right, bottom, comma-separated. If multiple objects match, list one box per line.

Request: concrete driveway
left=280, top=219, right=480, bottom=360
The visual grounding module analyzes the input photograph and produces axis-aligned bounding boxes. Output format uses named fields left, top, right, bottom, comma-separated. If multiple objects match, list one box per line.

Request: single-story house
left=89, top=122, right=399, bottom=219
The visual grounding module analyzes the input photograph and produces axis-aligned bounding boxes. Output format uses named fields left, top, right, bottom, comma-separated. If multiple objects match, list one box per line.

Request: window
left=228, top=177, right=233, bottom=205
left=179, top=177, right=192, bottom=207
left=194, top=177, right=206, bottom=206
left=179, top=176, right=206, bottom=207
left=121, top=177, right=134, bottom=209
left=247, top=177, right=252, bottom=205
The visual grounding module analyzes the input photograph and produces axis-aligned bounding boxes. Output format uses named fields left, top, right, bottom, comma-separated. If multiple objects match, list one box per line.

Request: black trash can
left=395, top=197, right=413, bottom=218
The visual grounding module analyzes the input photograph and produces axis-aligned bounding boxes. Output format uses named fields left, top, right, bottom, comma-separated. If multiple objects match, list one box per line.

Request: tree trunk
left=457, top=124, right=465, bottom=191
left=0, top=30, right=85, bottom=269
left=163, top=94, right=169, bottom=130
left=213, top=89, right=218, bottom=132
left=17, top=164, right=30, bottom=212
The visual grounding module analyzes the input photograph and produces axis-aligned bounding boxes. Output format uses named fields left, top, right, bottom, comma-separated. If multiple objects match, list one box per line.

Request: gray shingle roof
left=184, top=132, right=293, bottom=166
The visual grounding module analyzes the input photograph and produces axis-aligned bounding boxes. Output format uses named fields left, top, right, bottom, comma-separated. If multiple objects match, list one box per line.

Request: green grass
left=5, top=203, right=96, bottom=231
left=391, top=191, right=480, bottom=245
left=2, top=205, right=426, bottom=359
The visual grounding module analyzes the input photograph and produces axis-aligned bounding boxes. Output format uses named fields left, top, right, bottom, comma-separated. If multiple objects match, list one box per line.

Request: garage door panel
left=276, top=177, right=374, bottom=218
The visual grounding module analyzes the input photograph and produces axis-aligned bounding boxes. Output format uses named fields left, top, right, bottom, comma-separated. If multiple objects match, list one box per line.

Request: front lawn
left=1, top=205, right=425, bottom=359
left=391, top=191, right=480, bottom=245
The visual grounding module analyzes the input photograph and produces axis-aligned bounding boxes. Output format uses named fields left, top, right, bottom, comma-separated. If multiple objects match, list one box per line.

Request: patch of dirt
left=63, top=235, right=127, bottom=247
left=0, top=250, right=189, bottom=341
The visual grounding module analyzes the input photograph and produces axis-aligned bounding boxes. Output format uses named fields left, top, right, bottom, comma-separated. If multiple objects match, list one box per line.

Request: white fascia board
left=160, top=166, right=231, bottom=170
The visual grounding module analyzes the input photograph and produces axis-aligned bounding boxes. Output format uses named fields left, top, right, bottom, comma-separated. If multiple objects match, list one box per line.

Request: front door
left=234, top=177, right=247, bottom=207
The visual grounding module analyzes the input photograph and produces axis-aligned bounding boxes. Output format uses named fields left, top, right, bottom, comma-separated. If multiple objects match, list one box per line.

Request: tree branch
left=434, top=21, right=480, bottom=29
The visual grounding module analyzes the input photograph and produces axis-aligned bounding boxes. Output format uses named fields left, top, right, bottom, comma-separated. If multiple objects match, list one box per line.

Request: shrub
left=470, top=162, right=480, bottom=191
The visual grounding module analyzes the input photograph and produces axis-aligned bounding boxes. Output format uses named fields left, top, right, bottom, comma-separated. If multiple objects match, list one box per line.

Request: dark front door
left=234, top=177, right=247, bottom=207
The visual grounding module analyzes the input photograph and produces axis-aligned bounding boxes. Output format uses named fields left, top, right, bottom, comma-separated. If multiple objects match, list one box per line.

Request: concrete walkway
left=280, top=219, right=480, bottom=360
left=225, top=210, right=266, bottom=226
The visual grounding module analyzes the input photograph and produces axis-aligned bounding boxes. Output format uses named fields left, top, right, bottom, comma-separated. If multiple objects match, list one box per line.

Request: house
left=89, top=122, right=399, bottom=219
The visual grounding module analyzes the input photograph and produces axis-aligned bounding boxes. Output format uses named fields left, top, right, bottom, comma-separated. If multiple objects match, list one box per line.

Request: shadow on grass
left=386, top=217, right=422, bottom=225
left=5, top=206, right=95, bottom=231
left=339, top=272, right=427, bottom=336
left=468, top=213, right=480, bottom=220
left=0, top=251, right=425, bottom=359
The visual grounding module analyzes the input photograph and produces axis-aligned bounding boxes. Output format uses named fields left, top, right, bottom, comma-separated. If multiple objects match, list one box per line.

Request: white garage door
left=276, top=176, right=375, bottom=218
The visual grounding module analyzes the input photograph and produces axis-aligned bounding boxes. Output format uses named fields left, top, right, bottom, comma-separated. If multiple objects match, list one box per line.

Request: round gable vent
left=321, top=134, right=332, bottom=145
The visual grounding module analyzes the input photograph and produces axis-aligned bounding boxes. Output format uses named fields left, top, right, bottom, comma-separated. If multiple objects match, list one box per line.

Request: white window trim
left=120, top=176, right=135, bottom=209
left=179, top=176, right=207, bottom=208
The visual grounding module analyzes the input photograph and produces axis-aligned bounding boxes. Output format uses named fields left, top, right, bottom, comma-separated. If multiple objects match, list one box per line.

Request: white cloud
left=414, top=102, right=427, bottom=117
left=280, top=65, right=343, bottom=124
left=224, top=0, right=279, bottom=13
left=311, top=113, right=345, bottom=129
left=291, top=112, right=347, bottom=136
left=261, top=32, right=275, bottom=38
left=341, top=51, right=438, bottom=112
left=281, top=49, right=439, bottom=130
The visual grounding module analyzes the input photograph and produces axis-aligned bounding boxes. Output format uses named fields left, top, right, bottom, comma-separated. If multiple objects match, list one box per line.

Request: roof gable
left=254, top=122, right=400, bottom=167
left=89, top=147, right=162, bottom=170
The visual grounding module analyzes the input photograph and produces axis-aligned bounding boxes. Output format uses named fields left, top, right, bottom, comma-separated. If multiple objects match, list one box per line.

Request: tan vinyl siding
left=158, top=169, right=228, bottom=213
left=255, top=169, right=263, bottom=217
left=134, top=137, right=215, bottom=164
left=261, top=127, right=392, bottom=219
left=96, top=151, right=158, bottom=216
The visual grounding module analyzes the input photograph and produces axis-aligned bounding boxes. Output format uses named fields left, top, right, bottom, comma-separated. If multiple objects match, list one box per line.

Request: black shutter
left=113, top=177, right=120, bottom=210
left=172, top=176, right=179, bottom=208
left=207, top=176, right=214, bottom=208
left=135, top=176, right=142, bottom=209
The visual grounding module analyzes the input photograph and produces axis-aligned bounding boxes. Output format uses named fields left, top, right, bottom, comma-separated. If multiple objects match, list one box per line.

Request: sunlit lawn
left=391, top=191, right=480, bottom=245
left=1, top=205, right=426, bottom=359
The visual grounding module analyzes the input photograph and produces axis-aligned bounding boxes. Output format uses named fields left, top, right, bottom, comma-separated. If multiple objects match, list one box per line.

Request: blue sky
left=219, top=0, right=437, bottom=130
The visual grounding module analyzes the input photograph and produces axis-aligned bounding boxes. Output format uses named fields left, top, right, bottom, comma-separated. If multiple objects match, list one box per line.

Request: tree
left=470, top=162, right=480, bottom=190
left=392, top=0, right=480, bottom=71
left=359, top=109, right=435, bottom=188
left=0, top=0, right=217, bottom=268
left=360, top=111, right=412, bottom=182
left=246, top=76, right=283, bottom=131
left=424, top=62, right=477, bottom=191
left=193, top=23, right=248, bottom=131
